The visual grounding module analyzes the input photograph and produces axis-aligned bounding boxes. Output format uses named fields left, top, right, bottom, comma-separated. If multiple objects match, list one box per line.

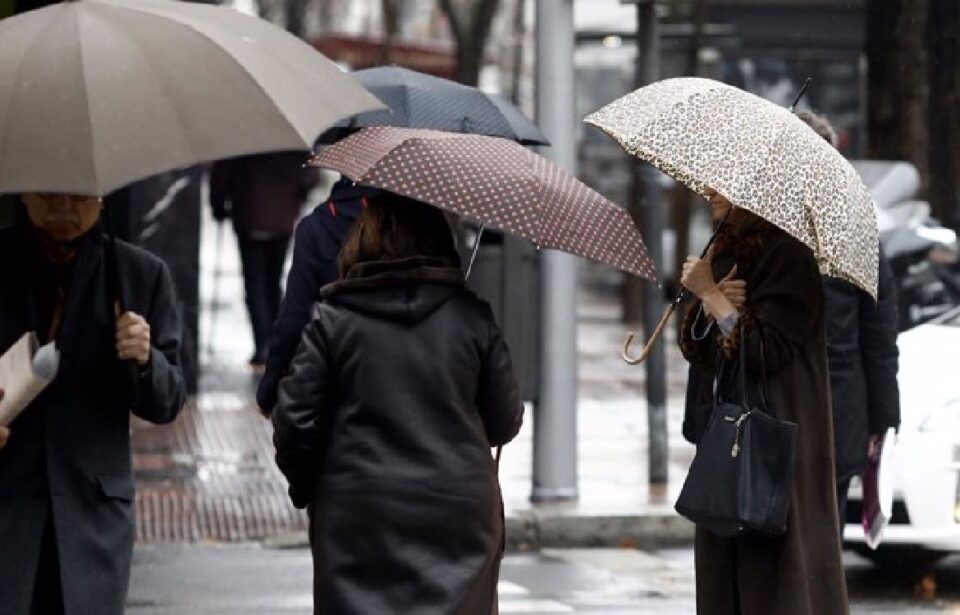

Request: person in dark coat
left=679, top=188, right=848, bottom=615
left=0, top=193, right=186, bottom=615
left=797, top=111, right=902, bottom=528
left=824, top=257, right=900, bottom=522
left=256, top=177, right=378, bottom=415
left=210, top=151, right=318, bottom=368
left=272, top=194, right=523, bottom=615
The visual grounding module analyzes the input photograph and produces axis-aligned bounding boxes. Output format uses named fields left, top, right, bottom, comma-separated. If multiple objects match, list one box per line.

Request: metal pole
left=635, top=0, right=668, bottom=485
left=532, top=0, right=578, bottom=503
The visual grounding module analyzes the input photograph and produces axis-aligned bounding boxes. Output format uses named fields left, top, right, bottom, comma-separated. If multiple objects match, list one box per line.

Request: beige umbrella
left=585, top=77, right=879, bottom=362
left=586, top=77, right=878, bottom=296
left=0, top=0, right=384, bottom=196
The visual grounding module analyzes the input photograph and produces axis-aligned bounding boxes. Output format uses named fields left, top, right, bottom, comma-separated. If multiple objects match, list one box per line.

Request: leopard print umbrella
left=585, top=77, right=878, bottom=298
left=309, top=127, right=656, bottom=280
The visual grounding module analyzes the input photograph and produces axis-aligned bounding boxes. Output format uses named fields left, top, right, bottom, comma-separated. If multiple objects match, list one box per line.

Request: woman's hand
left=681, top=255, right=719, bottom=299
left=682, top=254, right=738, bottom=323
left=717, top=265, right=746, bottom=310
left=867, top=433, right=884, bottom=462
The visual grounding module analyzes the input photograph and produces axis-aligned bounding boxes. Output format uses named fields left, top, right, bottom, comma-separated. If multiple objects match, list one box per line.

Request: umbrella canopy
left=585, top=77, right=879, bottom=298
left=309, top=127, right=655, bottom=280
left=317, top=66, right=549, bottom=146
left=0, top=0, right=383, bottom=196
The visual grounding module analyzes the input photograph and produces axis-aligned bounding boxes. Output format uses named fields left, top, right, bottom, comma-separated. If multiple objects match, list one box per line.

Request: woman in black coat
left=272, top=194, right=523, bottom=615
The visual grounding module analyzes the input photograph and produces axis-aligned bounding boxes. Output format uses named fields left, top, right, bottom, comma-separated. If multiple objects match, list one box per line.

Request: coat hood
left=320, top=257, right=464, bottom=325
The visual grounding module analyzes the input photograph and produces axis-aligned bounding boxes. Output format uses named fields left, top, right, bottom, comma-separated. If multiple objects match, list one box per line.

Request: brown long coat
left=680, top=229, right=849, bottom=615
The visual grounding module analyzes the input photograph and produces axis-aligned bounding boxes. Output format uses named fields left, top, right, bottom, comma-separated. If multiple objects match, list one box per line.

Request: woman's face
left=22, top=193, right=102, bottom=242
left=703, top=187, right=733, bottom=223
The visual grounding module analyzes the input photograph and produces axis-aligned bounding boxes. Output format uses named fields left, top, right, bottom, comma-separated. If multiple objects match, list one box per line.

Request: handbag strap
left=737, top=328, right=770, bottom=412
left=715, top=325, right=769, bottom=412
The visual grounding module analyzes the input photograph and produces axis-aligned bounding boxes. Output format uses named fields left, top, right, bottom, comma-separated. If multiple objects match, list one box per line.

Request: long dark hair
left=337, top=193, right=460, bottom=278
left=714, top=208, right=784, bottom=278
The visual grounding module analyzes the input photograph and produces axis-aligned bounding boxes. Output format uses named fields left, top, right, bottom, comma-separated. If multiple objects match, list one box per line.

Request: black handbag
left=675, top=339, right=798, bottom=537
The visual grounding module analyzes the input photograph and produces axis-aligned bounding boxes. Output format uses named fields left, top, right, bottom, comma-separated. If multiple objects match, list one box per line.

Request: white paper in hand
left=862, top=427, right=897, bottom=550
left=0, top=332, right=60, bottom=426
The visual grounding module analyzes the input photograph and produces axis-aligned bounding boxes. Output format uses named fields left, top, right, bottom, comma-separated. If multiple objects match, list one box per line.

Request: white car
left=843, top=306, right=960, bottom=564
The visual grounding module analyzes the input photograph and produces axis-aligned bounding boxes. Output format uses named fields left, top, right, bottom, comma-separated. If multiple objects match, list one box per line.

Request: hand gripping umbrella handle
left=621, top=302, right=677, bottom=365
left=620, top=206, right=731, bottom=365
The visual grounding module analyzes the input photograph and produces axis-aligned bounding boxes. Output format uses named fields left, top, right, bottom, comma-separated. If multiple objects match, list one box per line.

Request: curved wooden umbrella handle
left=621, top=303, right=678, bottom=365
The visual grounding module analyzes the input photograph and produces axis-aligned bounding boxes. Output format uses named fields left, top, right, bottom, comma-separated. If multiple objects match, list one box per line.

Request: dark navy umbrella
left=317, top=66, right=549, bottom=146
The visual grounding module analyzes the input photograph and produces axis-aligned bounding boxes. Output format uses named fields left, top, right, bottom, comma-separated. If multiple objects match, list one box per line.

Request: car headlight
left=920, top=397, right=960, bottom=432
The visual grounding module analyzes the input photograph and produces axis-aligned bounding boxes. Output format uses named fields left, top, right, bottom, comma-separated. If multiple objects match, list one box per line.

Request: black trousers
left=237, top=234, right=291, bottom=363
left=837, top=477, right=851, bottom=541
left=31, top=509, right=64, bottom=615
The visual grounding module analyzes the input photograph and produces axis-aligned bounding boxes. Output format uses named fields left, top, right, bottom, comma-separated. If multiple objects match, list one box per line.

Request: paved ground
left=128, top=544, right=960, bottom=614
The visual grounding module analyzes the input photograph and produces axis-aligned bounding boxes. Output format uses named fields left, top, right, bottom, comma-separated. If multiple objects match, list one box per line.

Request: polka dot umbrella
left=309, top=127, right=656, bottom=280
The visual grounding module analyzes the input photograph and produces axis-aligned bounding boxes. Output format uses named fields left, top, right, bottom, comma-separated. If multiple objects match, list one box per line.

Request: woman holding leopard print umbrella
left=585, top=78, right=868, bottom=614
left=678, top=190, right=848, bottom=615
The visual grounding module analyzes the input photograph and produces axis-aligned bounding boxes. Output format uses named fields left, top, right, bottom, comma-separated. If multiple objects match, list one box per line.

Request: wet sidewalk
left=130, top=211, right=696, bottom=546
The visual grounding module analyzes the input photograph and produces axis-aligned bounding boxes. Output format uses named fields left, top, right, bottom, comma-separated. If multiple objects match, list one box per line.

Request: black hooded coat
left=272, top=256, right=523, bottom=615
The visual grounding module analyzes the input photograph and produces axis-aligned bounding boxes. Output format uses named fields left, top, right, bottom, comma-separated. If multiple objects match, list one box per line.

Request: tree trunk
left=438, top=0, right=501, bottom=86
left=508, top=0, right=525, bottom=104
left=927, top=0, right=960, bottom=228
left=380, top=0, right=400, bottom=64
left=316, top=0, right=334, bottom=33
left=866, top=0, right=930, bottom=194
left=284, top=0, right=310, bottom=38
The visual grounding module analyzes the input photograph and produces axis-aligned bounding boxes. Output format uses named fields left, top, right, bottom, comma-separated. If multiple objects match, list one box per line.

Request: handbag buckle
left=730, top=412, right=750, bottom=458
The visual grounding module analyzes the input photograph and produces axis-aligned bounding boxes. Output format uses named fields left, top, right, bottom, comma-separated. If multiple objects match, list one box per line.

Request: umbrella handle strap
left=621, top=302, right=677, bottom=365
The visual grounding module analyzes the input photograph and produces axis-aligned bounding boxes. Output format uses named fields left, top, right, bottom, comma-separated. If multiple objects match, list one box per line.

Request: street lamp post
left=626, top=0, right=669, bottom=485
left=532, top=0, right=579, bottom=503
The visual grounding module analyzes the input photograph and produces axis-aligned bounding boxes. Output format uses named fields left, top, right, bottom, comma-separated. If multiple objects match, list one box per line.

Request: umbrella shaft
left=465, top=224, right=486, bottom=280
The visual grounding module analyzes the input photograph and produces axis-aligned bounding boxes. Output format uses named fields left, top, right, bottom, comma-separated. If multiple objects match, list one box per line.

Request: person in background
left=0, top=193, right=186, bottom=615
left=797, top=110, right=901, bottom=530
left=256, top=177, right=379, bottom=415
left=272, top=194, right=522, bottom=614
left=209, top=151, right=318, bottom=371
